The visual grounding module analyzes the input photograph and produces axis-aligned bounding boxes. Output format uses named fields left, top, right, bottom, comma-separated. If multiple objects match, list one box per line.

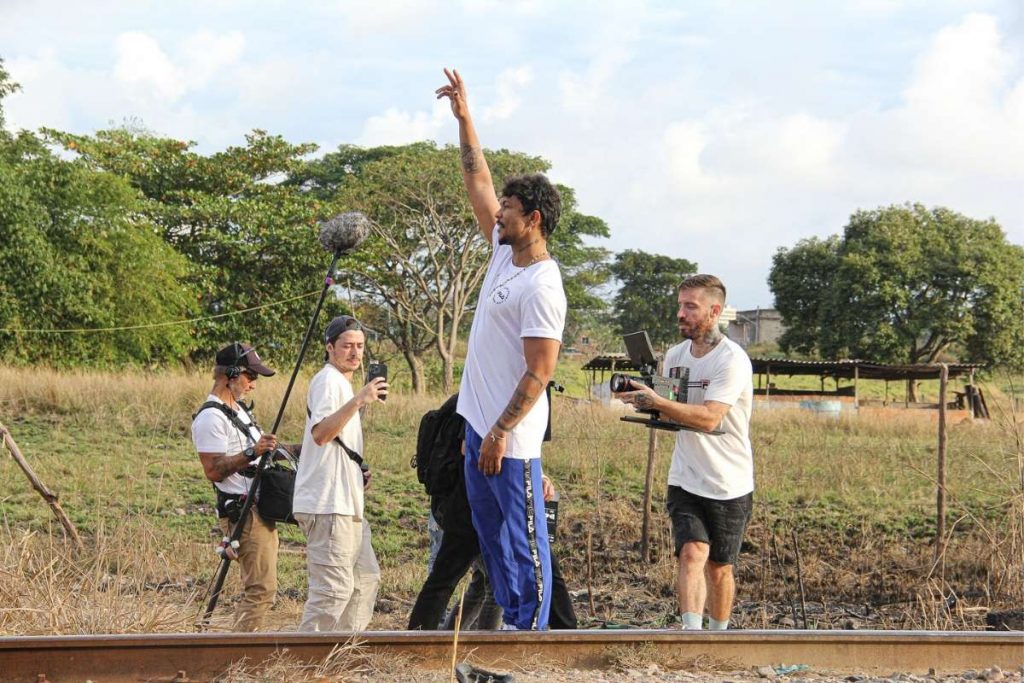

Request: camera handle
left=620, top=414, right=725, bottom=435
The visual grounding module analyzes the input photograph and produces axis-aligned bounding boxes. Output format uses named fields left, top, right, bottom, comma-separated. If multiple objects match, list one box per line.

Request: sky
left=1, top=0, right=1022, bottom=310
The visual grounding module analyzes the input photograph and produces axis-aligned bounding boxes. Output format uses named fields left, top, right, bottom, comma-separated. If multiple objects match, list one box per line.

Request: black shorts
left=666, top=485, right=753, bottom=566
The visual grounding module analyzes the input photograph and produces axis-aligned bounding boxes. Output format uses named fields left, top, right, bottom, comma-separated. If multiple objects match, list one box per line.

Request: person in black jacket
left=408, top=412, right=577, bottom=630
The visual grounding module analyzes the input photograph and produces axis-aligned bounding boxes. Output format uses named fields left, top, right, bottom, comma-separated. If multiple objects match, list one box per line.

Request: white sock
left=708, top=616, right=729, bottom=630
left=681, top=612, right=703, bottom=629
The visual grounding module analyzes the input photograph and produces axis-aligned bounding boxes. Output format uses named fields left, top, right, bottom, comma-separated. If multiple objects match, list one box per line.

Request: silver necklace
left=489, top=252, right=548, bottom=304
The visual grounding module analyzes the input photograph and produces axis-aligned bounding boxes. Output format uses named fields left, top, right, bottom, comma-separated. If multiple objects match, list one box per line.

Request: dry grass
left=217, top=642, right=429, bottom=683
left=0, top=519, right=200, bottom=634
left=1, top=364, right=1021, bottom=636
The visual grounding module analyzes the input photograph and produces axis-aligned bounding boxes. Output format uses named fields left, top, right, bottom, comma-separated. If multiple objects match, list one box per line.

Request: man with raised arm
left=617, top=274, right=754, bottom=630
left=435, top=68, right=567, bottom=630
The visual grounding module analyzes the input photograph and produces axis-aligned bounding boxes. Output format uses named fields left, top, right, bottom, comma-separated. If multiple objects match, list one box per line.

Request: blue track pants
left=463, top=425, right=552, bottom=630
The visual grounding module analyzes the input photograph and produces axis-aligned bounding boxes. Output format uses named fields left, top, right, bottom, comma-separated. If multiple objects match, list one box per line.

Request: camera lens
left=609, top=373, right=629, bottom=393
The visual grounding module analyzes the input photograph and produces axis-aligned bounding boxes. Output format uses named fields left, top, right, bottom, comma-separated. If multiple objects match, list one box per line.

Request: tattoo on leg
left=460, top=143, right=483, bottom=174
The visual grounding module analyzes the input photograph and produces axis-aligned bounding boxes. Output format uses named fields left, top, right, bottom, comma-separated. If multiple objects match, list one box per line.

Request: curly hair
left=501, top=173, right=562, bottom=237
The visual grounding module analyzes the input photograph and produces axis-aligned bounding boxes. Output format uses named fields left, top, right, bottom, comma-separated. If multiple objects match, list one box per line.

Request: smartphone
left=366, top=361, right=388, bottom=401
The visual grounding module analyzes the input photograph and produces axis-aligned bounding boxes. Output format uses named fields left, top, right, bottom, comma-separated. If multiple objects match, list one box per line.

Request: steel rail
left=0, top=629, right=1020, bottom=682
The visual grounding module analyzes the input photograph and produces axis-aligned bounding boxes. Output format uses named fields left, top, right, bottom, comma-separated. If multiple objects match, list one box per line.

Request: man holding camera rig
left=617, top=274, right=754, bottom=630
left=191, top=342, right=279, bottom=632
left=293, top=314, right=388, bottom=631
left=435, top=68, right=566, bottom=630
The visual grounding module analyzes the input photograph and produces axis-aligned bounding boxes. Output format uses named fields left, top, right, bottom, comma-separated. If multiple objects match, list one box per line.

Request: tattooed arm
left=198, top=433, right=277, bottom=482
left=478, top=337, right=561, bottom=476
left=436, top=68, right=499, bottom=242
left=617, top=381, right=729, bottom=433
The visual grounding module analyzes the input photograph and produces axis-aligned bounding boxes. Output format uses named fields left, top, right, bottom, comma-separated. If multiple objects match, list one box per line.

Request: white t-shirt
left=664, top=337, right=754, bottom=500
left=292, top=364, right=366, bottom=517
left=191, top=395, right=263, bottom=496
left=457, top=225, right=567, bottom=460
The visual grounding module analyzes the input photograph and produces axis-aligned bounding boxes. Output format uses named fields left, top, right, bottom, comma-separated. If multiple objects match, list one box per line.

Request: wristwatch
left=243, top=446, right=258, bottom=462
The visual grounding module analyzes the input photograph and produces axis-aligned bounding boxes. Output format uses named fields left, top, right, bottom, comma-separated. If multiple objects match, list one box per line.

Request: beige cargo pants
left=296, top=513, right=380, bottom=631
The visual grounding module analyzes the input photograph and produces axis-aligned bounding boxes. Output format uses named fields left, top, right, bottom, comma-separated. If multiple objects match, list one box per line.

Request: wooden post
left=1, top=421, right=84, bottom=555
left=934, top=364, right=948, bottom=564
left=640, top=427, right=658, bottom=563
left=853, top=365, right=860, bottom=412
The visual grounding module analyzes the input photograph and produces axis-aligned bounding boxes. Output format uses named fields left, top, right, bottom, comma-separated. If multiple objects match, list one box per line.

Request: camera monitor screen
left=622, top=330, right=657, bottom=368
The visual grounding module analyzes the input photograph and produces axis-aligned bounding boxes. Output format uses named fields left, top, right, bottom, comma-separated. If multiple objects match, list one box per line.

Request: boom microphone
left=319, top=211, right=370, bottom=254
left=201, top=210, right=369, bottom=631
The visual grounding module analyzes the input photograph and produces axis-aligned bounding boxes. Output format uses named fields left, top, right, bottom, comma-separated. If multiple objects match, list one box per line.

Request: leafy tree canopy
left=43, top=126, right=336, bottom=362
left=0, top=131, right=194, bottom=365
left=324, top=142, right=612, bottom=391
left=770, top=203, right=1024, bottom=368
left=609, top=250, right=697, bottom=350
left=0, top=58, right=20, bottom=130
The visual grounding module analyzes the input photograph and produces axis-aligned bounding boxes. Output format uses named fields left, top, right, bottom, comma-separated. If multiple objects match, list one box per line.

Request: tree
left=319, top=142, right=612, bottom=392
left=609, top=250, right=697, bottom=350
left=768, top=235, right=841, bottom=356
left=0, top=131, right=195, bottom=365
left=43, top=126, right=334, bottom=362
left=548, top=185, right=612, bottom=344
left=0, top=58, right=20, bottom=130
left=770, top=204, right=1024, bottom=388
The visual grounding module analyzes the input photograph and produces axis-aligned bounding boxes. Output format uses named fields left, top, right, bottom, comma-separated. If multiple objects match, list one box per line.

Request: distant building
left=727, top=308, right=784, bottom=348
left=562, top=331, right=602, bottom=358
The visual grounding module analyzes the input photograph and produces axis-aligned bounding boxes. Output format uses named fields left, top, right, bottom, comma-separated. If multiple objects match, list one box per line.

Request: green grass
left=1, top=364, right=1021, bottom=633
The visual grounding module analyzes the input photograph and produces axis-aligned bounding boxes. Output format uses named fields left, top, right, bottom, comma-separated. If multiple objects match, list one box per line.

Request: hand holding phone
left=366, top=361, right=388, bottom=402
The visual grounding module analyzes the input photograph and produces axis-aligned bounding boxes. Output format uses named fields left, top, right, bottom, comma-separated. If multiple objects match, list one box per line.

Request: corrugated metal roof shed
left=751, top=358, right=982, bottom=381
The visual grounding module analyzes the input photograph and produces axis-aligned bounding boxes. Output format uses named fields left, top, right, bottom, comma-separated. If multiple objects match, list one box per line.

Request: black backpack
left=411, top=393, right=464, bottom=498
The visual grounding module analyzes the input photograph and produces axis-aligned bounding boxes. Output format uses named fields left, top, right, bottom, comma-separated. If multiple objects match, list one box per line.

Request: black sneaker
left=454, top=662, right=515, bottom=683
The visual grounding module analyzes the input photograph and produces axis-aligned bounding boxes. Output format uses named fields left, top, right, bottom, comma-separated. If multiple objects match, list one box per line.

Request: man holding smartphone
left=293, top=314, right=388, bottom=631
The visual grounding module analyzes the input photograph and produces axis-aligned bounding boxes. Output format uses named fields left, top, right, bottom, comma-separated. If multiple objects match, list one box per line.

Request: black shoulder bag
left=194, top=401, right=298, bottom=525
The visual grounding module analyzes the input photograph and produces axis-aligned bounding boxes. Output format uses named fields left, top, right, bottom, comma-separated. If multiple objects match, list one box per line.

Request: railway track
left=0, top=629, right=1020, bottom=682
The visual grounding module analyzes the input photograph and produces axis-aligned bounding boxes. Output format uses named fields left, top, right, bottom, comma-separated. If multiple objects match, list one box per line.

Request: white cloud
left=328, top=0, right=433, bottom=32
left=482, top=66, right=533, bottom=123
left=3, top=2, right=1021, bottom=309
left=663, top=120, right=714, bottom=191
left=181, top=30, right=246, bottom=89
left=356, top=102, right=450, bottom=146
left=114, top=32, right=187, bottom=103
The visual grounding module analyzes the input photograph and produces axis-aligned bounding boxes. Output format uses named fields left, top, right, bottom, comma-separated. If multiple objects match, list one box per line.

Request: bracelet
left=488, top=430, right=506, bottom=443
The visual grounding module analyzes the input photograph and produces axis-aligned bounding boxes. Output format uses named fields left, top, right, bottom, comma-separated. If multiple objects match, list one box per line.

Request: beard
left=679, top=314, right=719, bottom=343
left=497, top=224, right=511, bottom=246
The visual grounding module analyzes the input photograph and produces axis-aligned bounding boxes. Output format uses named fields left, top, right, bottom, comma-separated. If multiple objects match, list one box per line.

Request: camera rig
left=614, top=331, right=724, bottom=435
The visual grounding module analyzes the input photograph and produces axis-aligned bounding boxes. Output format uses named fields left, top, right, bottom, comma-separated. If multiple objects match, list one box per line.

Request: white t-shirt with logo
left=292, top=364, right=366, bottom=517
left=664, top=337, right=754, bottom=500
left=457, top=225, right=567, bottom=460
left=191, top=395, right=263, bottom=496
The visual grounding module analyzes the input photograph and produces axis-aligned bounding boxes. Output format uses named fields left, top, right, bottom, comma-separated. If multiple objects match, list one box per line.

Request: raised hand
left=435, top=67, right=470, bottom=121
